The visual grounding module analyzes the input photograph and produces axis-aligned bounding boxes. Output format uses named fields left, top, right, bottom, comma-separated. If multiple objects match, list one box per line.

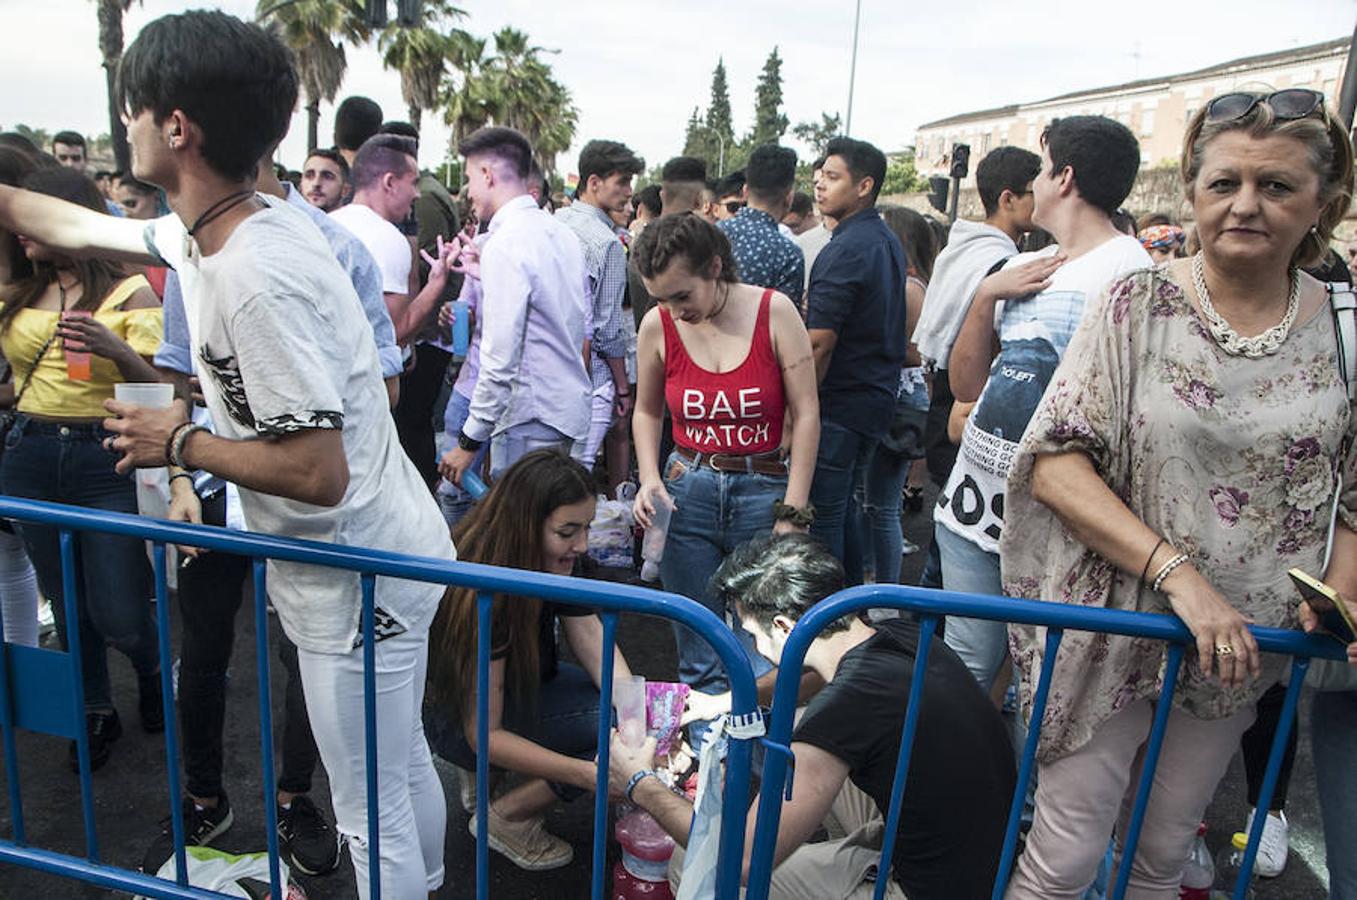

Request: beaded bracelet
left=1151, top=553, right=1189, bottom=593
left=773, top=501, right=815, bottom=527
left=625, top=769, right=657, bottom=803
left=170, top=423, right=208, bottom=471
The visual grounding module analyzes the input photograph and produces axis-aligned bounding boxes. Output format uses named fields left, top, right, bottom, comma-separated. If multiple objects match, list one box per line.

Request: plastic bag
left=588, top=497, right=635, bottom=568
left=646, top=681, right=690, bottom=757
left=138, top=846, right=305, bottom=899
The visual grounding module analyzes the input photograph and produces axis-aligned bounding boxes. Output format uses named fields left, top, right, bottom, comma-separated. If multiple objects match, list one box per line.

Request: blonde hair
left=1180, top=96, right=1354, bottom=268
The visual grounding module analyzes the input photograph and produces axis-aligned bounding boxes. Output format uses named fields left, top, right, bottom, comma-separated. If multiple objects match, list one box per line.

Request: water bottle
left=1213, top=832, right=1256, bottom=899
left=1179, top=823, right=1213, bottom=899
left=461, top=469, right=488, bottom=499
left=449, top=299, right=470, bottom=356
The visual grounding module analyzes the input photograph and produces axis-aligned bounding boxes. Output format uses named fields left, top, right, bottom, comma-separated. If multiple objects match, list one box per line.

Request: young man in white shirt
left=95, top=12, right=455, bottom=897
left=936, top=116, right=1150, bottom=690
left=329, top=134, right=449, bottom=348
left=438, top=126, right=592, bottom=487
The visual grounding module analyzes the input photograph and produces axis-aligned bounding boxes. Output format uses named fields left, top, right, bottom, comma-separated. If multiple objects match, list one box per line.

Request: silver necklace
left=1191, top=252, right=1300, bottom=358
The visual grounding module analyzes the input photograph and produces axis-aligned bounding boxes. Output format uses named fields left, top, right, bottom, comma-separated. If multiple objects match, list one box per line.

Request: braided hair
left=631, top=212, right=739, bottom=283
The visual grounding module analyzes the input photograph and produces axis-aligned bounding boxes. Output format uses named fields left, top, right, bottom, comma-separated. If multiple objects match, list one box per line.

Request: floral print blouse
left=1000, top=267, right=1357, bottom=762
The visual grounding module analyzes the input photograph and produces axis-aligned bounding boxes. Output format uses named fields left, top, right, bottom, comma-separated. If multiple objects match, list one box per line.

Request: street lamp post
left=845, top=0, right=862, bottom=136
left=716, top=132, right=727, bottom=177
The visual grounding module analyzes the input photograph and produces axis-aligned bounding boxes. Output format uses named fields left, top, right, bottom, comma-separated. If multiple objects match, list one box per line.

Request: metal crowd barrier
left=744, top=583, right=1349, bottom=900
left=0, top=496, right=762, bottom=900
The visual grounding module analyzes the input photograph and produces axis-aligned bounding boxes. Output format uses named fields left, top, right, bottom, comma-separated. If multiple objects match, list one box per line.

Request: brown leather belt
left=674, top=445, right=788, bottom=476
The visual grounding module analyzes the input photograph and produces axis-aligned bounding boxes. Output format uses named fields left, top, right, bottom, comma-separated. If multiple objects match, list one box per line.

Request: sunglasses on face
left=1205, top=88, right=1325, bottom=124
left=723, top=201, right=745, bottom=214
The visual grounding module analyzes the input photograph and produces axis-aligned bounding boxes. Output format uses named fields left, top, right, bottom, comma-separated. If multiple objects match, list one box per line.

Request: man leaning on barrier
left=608, top=532, right=1016, bottom=900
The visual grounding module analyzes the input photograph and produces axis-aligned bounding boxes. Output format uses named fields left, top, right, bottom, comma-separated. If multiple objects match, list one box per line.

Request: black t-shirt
left=792, top=619, right=1015, bottom=899
left=805, top=207, right=909, bottom=437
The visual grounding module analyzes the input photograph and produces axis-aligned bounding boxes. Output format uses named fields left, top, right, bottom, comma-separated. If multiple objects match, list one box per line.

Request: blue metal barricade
left=0, top=496, right=762, bottom=900
left=744, top=583, right=1349, bottom=900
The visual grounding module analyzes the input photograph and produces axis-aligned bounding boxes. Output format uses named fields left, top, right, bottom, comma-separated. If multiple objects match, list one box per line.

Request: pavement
left=0, top=483, right=1333, bottom=898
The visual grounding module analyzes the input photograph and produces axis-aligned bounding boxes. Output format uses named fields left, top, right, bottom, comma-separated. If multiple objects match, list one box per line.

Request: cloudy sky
left=2, top=0, right=1354, bottom=175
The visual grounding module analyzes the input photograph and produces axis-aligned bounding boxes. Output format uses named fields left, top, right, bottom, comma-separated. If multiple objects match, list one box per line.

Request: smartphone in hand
left=1290, top=568, right=1357, bottom=643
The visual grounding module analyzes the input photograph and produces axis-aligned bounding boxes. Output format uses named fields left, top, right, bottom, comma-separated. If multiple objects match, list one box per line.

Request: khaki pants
left=669, top=778, right=907, bottom=900
left=1006, top=698, right=1255, bottom=900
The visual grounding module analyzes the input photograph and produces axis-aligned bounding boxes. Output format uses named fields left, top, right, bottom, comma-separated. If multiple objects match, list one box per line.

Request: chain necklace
left=1191, top=251, right=1300, bottom=358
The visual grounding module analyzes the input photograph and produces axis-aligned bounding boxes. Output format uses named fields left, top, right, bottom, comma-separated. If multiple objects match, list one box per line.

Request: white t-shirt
left=329, top=203, right=412, bottom=295
left=935, top=234, right=1151, bottom=554
left=190, top=205, right=454, bottom=653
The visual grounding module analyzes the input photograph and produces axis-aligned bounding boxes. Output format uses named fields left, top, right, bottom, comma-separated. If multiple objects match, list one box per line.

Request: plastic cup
left=615, top=675, right=647, bottom=748
left=61, top=311, right=92, bottom=381
left=450, top=299, right=470, bottom=356
left=114, top=382, right=175, bottom=408
left=641, top=496, right=673, bottom=563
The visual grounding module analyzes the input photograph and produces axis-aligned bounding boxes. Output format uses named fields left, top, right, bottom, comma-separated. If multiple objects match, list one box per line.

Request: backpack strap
left=1329, top=281, right=1357, bottom=402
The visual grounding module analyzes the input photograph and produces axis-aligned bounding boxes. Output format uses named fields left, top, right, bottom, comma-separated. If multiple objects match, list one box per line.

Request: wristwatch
left=457, top=430, right=483, bottom=452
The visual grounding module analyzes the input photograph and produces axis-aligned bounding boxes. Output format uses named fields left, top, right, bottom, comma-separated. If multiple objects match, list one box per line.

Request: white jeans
left=0, top=527, right=39, bottom=647
left=297, top=607, right=446, bottom=899
left=581, top=357, right=617, bottom=469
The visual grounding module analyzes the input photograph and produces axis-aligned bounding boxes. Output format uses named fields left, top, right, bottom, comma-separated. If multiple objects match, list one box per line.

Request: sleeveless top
left=1, top=275, right=162, bottom=419
left=660, top=288, right=785, bottom=455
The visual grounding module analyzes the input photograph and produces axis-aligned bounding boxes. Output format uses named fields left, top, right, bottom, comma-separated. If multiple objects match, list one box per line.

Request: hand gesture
left=448, top=233, right=481, bottom=281
left=981, top=253, right=1067, bottom=302
left=633, top=479, right=674, bottom=530
left=419, top=235, right=458, bottom=288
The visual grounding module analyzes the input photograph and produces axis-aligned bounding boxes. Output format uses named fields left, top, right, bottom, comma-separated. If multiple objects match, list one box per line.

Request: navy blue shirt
left=806, top=207, right=909, bottom=436
left=718, top=207, right=804, bottom=305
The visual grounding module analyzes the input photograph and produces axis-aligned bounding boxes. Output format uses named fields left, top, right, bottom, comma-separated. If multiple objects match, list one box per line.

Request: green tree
left=379, top=0, right=466, bottom=132
left=703, top=58, right=735, bottom=173
left=258, top=0, right=370, bottom=152
left=96, top=0, right=139, bottom=172
left=442, top=31, right=495, bottom=147
left=791, top=112, right=842, bottom=158
left=748, top=46, right=787, bottom=147
left=681, top=107, right=705, bottom=159
left=9, top=125, right=52, bottom=152
left=881, top=154, right=925, bottom=195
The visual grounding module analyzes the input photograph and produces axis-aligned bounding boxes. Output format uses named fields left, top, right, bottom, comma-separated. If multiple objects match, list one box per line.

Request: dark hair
left=1136, top=211, right=1175, bottom=231
left=0, top=133, right=51, bottom=167
left=1039, top=116, right=1140, bottom=216
left=811, top=155, right=827, bottom=172
left=880, top=205, right=939, bottom=283
left=334, top=96, right=384, bottom=152
left=824, top=136, right=888, bottom=203
left=4, top=168, right=126, bottom=329
left=527, top=158, right=551, bottom=209
left=51, top=131, right=86, bottom=150
left=632, top=213, right=739, bottom=284
left=429, top=449, right=595, bottom=715
left=304, top=146, right=350, bottom=181
left=714, top=170, right=745, bottom=200
left=577, top=139, right=644, bottom=189
left=713, top=533, right=849, bottom=635
left=350, top=134, right=417, bottom=192
left=117, top=173, right=158, bottom=196
left=1110, top=208, right=1136, bottom=236
left=0, top=148, right=41, bottom=281
left=118, top=10, right=298, bottom=182
left=633, top=183, right=662, bottom=217
left=788, top=191, right=814, bottom=216
left=975, top=146, right=1041, bottom=216
left=745, top=144, right=797, bottom=202
left=1022, top=228, right=1057, bottom=253
left=457, top=126, right=533, bottom=180
left=380, top=120, right=419, bottom=146
left=661, top=156, right=706, bottom=184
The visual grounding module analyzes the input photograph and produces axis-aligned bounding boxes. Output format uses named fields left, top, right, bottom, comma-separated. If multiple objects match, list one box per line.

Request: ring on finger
left=1214, top=644, right=1235, bottom=656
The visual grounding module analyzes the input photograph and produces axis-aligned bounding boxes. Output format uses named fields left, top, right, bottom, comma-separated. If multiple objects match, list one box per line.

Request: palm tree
left=442, top=31, right=496, bottom=148
left=257, top=0, right=369, bottom=151
left=378, top=0, right=466, bottom=131
left=96, top=0, right=138, bottom=172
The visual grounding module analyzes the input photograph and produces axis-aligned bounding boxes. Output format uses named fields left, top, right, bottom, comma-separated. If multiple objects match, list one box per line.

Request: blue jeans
left=809, top=420, right=878, bottom=585
left=1312, top=690, right=1357, bottom=899
left=435, top=391, right=489, bottom=528
left=855, top=444, right=911, bottom=584
left=425, top=661, right=601, bottom=802
left=934, top=522, right=1006, bottom=690
left=1, top=416, right=157, bottom=710
left=658, top=450, right=780, bottom=700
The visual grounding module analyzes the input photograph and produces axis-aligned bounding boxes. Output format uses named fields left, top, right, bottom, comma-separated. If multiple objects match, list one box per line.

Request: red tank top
left=660, top=289, right=785, bottom=455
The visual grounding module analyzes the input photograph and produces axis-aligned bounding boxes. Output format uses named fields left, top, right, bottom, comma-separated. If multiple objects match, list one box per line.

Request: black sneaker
left=141, top=792, right=234, bottom=875
left=138, top=672, right=165, bottom=734
left=278, top=795, right=340, bottom=876
left=68, top=709, right=122, bottom=773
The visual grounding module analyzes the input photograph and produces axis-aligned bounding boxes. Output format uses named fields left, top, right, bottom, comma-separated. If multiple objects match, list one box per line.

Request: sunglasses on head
left=1205, top=88, right=1325, bottom=124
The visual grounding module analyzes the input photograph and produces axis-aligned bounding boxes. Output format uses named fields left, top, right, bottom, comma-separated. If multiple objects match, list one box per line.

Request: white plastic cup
left=114, top=382, right=175, bottom=408
left=615, top=675, right=647, bottom=748
left=641, top=496, right=673, bottom=564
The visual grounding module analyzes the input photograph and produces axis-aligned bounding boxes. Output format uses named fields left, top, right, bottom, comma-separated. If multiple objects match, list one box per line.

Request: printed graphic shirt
left=935, top=235, right=1150, bottom=554
left=718, top=207, right=805, bottom=306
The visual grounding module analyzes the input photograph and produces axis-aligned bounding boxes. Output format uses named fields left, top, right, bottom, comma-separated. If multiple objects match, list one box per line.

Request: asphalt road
left=0, top=485, right=1333, bottom=898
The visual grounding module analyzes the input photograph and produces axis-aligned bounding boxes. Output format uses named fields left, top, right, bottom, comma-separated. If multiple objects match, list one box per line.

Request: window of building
left=1140, top=107, right=1155, bottom=137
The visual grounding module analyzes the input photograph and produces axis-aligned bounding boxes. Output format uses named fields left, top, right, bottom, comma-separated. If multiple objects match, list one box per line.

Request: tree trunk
left=409, top=105, right=422, bottom=133
left=307, top=98, right=320, bottom=155
left=97, top=0, right=130, bottom=172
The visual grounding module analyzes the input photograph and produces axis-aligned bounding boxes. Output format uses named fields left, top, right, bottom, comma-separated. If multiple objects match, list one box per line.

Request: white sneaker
left=1245, top=807, right=1289, bottom=878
